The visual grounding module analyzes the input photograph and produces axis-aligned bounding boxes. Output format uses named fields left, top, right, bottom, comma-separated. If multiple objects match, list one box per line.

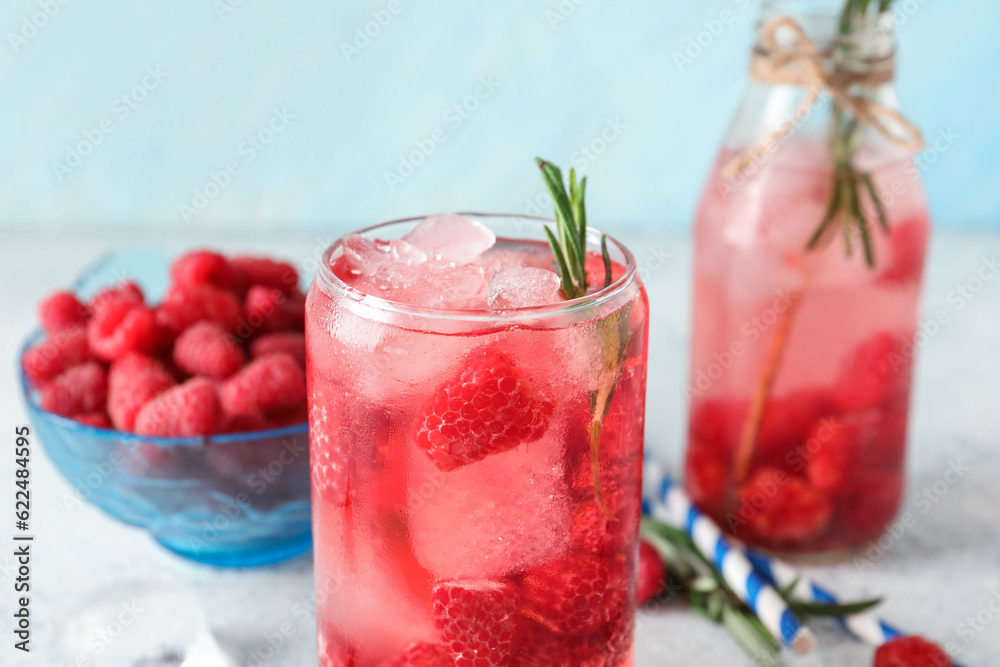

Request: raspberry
left=39, top=362, right=108, bottom=418
left=568, top=456, right=641, bottom=565
left=756, top=389, right=832, bottom=465
left=877, top=218, right=927, bottom=288
left=840, top=471, right=903, bottom=538
left=736, top=468, right=832, bottom=545
left=38, top=291, right=90, bottom=334
left=834, top=333, right=912, bottom=412
left=155, top=284, right=242, bottom=336
left=689, top=397, right=743, bottom=446
left=636, top=540, right=665, bottom=605
left=571, top=501, right=632, bottom=556
left=89, top=281, right=145, bottom=315
left=250, top=332, right=306, bottom=366
left=804, top=418, right=860, bottom=493
left=414, top=347, right=554, bottom=471
left=245, top=285, right=306, bottom=334
left=220, top=412, right=271, bottom=433
left=684, top=441, right=731, bottom=519
left=74, top=412, right=111, bottom=428
left=172, top=321, right=245, bottom=379
left=866, top=405, right=909, bottom=469
left=510, top=617, right=604, bottom=667
left=521, top=553, right=622, bottom=636
left=389, top=643, right=452, bottom=667
left=269, top=403, right=308, bottom=426
left=309, top=386, right=363, bottom=507
left=570, top=452, right=640, bottom=513
left=231, top=256, right=300, bottom=295
left=87, top=301, right=161, bottom=362
left=598, top=365, right=647, bottom=463
left=432, top=580, right=517, bottom=666
left=318, top=625, right=356, bottom=667
left=107, top=353, right=176, bottom=432
left=220, top=352, right=306, bottom=420
left=874, top=636, right=953, bottom=667
left=22, top=326, right=92, bottom=386
left=134, top=377, right=222, bottom=437
left=170, top=251, right=235, bottom=291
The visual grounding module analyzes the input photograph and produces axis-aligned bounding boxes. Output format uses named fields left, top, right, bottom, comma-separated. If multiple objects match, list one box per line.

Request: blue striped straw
left=643, top=458, right=816, bottom=655
left=741, top=545, right=968, bottom=667
left=741, top=549, right=903, bottom=644
left=642, top=458, right=966, bottom=667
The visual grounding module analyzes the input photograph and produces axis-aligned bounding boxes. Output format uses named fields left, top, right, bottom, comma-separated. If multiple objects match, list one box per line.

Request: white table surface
left=1, top=230, right=998, bottom=667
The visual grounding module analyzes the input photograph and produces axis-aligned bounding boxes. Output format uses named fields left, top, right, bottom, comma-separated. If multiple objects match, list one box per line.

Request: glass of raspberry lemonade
left=307, top=213, right=648, bottom=665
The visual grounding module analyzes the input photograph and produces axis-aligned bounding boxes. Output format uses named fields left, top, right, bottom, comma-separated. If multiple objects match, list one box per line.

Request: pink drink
left=307, top=214, right=648, bottom=664
left=685, top=143, right=930, bottom=556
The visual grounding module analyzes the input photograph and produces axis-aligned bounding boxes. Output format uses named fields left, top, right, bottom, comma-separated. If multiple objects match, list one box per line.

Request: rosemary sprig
left=536, top=158, right=627, bottom=518
left=535, top=158, right=612, bottom=299
left=642, top=518, right=883, bottom=667
left=810, top=0, right=895, bottom=268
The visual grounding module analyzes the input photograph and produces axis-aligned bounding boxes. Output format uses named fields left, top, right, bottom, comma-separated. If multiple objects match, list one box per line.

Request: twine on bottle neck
left=722, top=16, right=924, bottom=180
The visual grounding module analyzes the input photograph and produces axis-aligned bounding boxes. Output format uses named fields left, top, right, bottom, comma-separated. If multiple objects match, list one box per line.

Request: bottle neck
left=753, top=5, right=897, bottom=88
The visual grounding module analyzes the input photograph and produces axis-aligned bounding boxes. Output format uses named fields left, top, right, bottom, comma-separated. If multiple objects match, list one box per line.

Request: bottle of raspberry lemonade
left=684, top=0, right=930, bottom=558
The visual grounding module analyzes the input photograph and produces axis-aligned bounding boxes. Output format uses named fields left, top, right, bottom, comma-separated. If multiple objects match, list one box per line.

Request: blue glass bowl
left=19, top=248, right=312, bottom=567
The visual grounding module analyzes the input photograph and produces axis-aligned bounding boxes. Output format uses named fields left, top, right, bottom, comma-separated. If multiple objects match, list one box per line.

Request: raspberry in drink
left=307, top=208, right=648, bottom=664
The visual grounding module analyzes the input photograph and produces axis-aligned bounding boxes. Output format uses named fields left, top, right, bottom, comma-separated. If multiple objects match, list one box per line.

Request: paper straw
left=642, top=457, right=966, bottom=667
left=643, top=458, right=816, bottom=655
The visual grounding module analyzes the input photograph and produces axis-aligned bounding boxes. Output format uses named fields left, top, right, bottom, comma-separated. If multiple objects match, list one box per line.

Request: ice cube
left=433, top=262, right=488, bottom=309
left=480, top=246, right=556, bottom=276
left=340, top=235, right=392, bottom=279
left=381, top=261, right=488, bottom=310
left=488, top=267, right=562, bottom=309
left=388, top=239, right=428, bottom=264
left=407, top=425, right=571, bottom=579
left=314, top=503, right=436, bottom=661
left=404, top=214, right=496, bottom=263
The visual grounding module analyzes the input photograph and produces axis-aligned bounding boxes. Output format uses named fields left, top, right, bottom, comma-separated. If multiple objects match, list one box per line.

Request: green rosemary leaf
left=807, top=173, right=843, bottom=250
left=861, top=172, right=890, bottom=233
left=561, top=222, right=583, bottom=288
left=601, top=235, right=612, bottom=287
left=536, top=159, right=576, bottom=237
left=707, top=593, right=724, bottom=621
left=543, top=225, right=576, bottom=298
left=789, top=597, right=883, bottom=618
left=721, top=606, right=783, bottom=667
left=569, top=168, right=580, bottom=211
left=691, top=576, right=720, bottom=593
left=777, top=577, right=801, bottom=599
left=840, top=173, right=856, bottom=257
left=538, top=158, right=589, bottom=291
left=852, top=179, right=876, bottom=268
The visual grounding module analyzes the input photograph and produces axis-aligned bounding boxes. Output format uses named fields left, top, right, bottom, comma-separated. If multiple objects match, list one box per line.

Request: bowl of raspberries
left=19, top=248, right=313, bottom=567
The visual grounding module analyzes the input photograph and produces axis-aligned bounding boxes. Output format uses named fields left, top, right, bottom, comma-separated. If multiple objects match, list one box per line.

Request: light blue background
left=0, top=0, right=994, bottom=236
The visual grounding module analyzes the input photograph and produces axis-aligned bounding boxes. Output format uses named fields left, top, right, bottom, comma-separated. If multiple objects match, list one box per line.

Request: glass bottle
left=684, top=0, right=930, bottom=557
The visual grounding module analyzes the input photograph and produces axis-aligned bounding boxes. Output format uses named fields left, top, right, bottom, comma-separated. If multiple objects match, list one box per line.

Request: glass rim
left=315, top=212, right=639, bottom=323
